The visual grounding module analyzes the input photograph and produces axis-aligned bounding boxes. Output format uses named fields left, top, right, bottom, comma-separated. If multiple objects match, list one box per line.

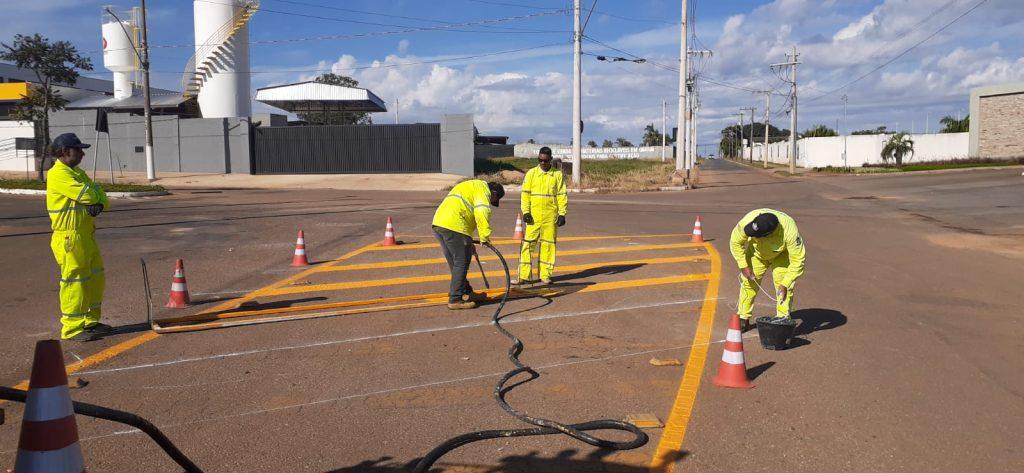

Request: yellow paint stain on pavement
left=271, top=254, right=709, bottom=296
left=648, top=242, right=722, bottom=472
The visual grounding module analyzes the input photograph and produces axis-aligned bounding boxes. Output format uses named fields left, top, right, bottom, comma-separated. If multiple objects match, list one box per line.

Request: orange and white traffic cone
left=513, top=213, right=525, bottom=240
left=382, top=217, right=398, bottom=246
left=290, top=230, right=310, bottom=267
left=14, top=339, right=85, bottom=472
left=165, top=259, right=191, bottom=308
left=691, top=216, right=705, bottom=243
left=712, top=313, right=754, bottom=389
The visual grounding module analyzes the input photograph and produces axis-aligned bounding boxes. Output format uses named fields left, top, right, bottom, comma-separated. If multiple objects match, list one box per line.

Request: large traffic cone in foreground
left=291, top=230, right=310, bottom=266
left=712, top=313, right=754, bottom=389
left=14, top=340, right=85, bottom=472
left=513, top=213, right=525, bottom=240
left=165, top=259, right=192, bottom=308
left=382, top=217, right=398, bottom=246
left=691, top=216, right=705, bottom=243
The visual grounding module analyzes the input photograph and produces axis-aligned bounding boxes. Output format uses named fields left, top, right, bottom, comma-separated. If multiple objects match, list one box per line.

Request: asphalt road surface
left=1, top=160, right=1021, bottom=472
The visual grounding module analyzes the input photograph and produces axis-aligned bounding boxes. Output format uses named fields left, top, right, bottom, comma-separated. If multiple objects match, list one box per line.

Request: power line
left=806, top=0, right=989, bottom=102
left=466, top=0, right=565, bottom=10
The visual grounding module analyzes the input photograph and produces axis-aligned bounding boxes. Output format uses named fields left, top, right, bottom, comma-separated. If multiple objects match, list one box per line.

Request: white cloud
left=397, top=39, right=409, bottom=54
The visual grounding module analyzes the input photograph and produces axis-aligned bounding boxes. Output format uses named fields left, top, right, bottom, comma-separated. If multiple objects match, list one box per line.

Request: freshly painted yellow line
left=318, top=242, right=706, bottom=273
left=367, top=233, right=691, bottom=251
left=271, top=254, right=709, bottom=297
left=648, top=242, right=722, bottom=472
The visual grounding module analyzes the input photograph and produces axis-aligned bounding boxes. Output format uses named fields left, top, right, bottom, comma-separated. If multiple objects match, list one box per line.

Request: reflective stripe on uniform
left=445, top=194, right=474, bottom=212
left=61, top=311, right=90, bottom=317
left=75, top=182, right=91, bottom=202
left=59, top=276, right=91, bottom=284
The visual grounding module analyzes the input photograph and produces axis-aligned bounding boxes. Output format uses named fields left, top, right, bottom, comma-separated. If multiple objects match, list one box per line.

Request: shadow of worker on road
left=330, top=447, right=689, bottom=472
left=783, top=308, right=847, bottom=349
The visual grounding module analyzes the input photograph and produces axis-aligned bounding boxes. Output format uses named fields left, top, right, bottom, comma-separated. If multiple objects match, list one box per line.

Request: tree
left=614, top=137, right=634, bottom=147
left=852, top=126, right=888, bottom=135
left=586, top=140, right=597, bottom=147
left=880, top=132, right=914, bottom=167
left=939, top=115, right=969, bottom=133
left=1, top=33, right=92, bottom=179
left=641, top=123, right=675, bottom=146
left=296, top=73, right=373, bottom=125
left=718, top=122, right=789, bottom=159
left=526, top=138, right=536, bottom=144
left=802, top=124, right=838, bottom=137
left=601, top=139, right=613, bottom=147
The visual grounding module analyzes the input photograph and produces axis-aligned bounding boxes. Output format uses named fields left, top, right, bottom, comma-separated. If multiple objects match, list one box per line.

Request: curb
left=0, top=188, right=169, bottom=198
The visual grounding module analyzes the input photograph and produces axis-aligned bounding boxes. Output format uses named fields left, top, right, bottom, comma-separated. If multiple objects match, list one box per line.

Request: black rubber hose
left=412, top=242, right=648, bottom=472
left=0, top=386, right=203, bottom=473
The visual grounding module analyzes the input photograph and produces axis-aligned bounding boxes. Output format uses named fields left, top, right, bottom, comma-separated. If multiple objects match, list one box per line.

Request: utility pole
left=676, top=0, right=688, bottom=173
left=771, top=46, right=800, bottom=174
left=139, top=0, right=156, bottom=181
left=685, top=48, right=711, bottom=171
left=571, top=0, right=582, bottom=186
left=763, top=91, right=770, bottom=168
left=926, top=110, right=930, bottom=134
left=740, top=107, right=756, bottom=163
left=690, top=91, right=699, bottom=164
left=841, top=94, right=848, bottom=167
left=661, top=100, right=667, bottom=162
left=738, top=110, right=746, bottom=161
left=394, top=98, right=399, bottom=124
left=734, top=112, right=743, bottom=159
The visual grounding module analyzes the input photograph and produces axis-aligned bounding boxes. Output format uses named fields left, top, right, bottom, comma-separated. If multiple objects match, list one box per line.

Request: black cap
left=743, top=212, right=779, bottom=237
left=487, top=181, right=505, bottom=207
left=51, top=133, right=91, bottom=149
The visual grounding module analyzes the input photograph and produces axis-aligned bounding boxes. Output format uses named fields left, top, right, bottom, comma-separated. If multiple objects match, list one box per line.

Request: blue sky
left=5, top=0, right=1023, bottom=147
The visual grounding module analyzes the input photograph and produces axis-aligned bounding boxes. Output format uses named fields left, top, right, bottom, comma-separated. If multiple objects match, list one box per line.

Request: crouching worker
left=432, top=180, right=505, bottom=310
left=729, top=208, right=806, bottom=331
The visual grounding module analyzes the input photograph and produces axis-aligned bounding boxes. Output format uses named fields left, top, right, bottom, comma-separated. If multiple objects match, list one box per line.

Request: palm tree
left=880, top=132, right=915, bottom=166
left=939, top=115, right=969, bottom=133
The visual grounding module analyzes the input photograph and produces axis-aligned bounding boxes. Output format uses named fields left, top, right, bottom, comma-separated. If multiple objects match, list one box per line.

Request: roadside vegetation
left=0, top=178, right=166, bottom=193
left=475, top=157, right=676, bottom=191
left=814, top=157, right=1024, bottom=174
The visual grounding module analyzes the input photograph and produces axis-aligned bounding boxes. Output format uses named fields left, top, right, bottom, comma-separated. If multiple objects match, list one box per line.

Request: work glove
left=556, top=215, right=566, bottom=227
left=522, top=213, right=534, bottom=225
left=86, top=204, right=104, bottom=217
left=740, top=267, right=755, bottom=281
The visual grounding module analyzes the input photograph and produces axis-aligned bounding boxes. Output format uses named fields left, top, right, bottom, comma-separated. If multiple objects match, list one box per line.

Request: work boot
left=461, top=292, right=488, bottom=302
left=510, top=278, right=527, bottom=286
left=540, top=277, right=553, bottom=285
left=85, top=323, right=114, bottom=334
left=447, top=300, right=478, bottom=310
left=66, top=331, right=100, bottom=343
left=740, top=317, right=753, bottom=333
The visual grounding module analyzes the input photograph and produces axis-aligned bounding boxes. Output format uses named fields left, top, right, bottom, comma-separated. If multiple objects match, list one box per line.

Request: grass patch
left=475, top=157, right=675, bottom=190
left=0, top=178, right=166, bottom=193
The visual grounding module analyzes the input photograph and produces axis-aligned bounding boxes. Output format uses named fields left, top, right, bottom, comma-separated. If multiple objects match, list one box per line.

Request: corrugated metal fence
left=251, top=124, right=442, bottom=174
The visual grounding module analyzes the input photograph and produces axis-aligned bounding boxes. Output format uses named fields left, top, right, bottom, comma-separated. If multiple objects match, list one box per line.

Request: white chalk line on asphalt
left=77, top=297, right=724, bottom=376
left=46, top=331, right=760, bottom=447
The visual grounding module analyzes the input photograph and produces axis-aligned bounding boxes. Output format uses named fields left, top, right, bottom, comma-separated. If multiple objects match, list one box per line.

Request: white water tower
left=192, top=0, right=252, bottom=117
left=101, top=7, right=138, bottom=99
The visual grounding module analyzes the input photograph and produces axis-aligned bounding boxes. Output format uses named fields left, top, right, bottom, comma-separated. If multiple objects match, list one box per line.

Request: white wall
left=515, top=143, right=673, bottom=160
left=749, top=132, right=969, bottom=168
left=0, top=121, right=36, bottom=172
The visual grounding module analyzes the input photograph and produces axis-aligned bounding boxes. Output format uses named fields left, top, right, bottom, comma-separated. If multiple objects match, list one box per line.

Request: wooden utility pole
left=771, top=46, right=800, bottom=174
left=140, top=0, right=155, bottom=180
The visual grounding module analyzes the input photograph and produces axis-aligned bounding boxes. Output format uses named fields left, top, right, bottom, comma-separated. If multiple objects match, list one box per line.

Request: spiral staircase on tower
left=180, top=0, right=259, bottom=100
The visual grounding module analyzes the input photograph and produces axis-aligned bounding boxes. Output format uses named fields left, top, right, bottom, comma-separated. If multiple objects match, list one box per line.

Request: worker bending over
left=432, top=179, right=505, bottom=310
left=515, top=147, right=568, bottom=285
left=47, top=133, right=112, bottom=342
left=729, top=208, right=806, bottom=330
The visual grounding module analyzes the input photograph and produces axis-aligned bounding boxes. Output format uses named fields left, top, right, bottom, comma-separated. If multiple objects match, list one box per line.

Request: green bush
left=0, top=178, right=166, bottom=193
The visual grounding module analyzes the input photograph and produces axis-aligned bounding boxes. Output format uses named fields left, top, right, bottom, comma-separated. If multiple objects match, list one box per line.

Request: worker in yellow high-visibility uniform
left=432, top=179, right=505, bottom=310
left=515, top=147, right=568, bottom=285
left=729, top=208, right=806, bottom=331
left=46, top=133, right=111, bottom=342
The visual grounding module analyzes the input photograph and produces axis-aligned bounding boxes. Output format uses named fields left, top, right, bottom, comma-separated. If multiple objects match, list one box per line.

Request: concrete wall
left=970, top=82, right=1024, bottom=158
left=474, top=144, right=515, bottom=160
left=514, top=143, right=673, bottom=160
left=0, top=121, right=36, bottom=172
left=49, top=110, right=251, bottom=174
left=440, top=114, right=474, bottom=177
left=749, top=133, right=969, bottom=168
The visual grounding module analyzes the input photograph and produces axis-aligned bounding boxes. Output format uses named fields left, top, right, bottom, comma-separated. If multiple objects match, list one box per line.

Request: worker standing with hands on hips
left=729, top=209, right=806, bottom=331
left=432, top=179, right=506, bottom=310
left=514, top=146, right=568, bottom=285
left=46, top=133, right=112, bottom=342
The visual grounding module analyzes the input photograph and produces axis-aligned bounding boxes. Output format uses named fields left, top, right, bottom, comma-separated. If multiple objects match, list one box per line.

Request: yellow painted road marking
left=154, top=273, right=711, bottom=326
left=368, top=233, right=690, bottom=251
left=648, top=242, right=722, bottom=472
left=271, top=254, right=709, bottom=297
left=319, top=242, right=706, bottom=273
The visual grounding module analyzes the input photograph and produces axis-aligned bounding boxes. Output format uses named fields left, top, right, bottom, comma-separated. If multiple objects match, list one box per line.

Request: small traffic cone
left=712, top=313, right=754, bottom=389
left=691, top=216, right=705, bottom=243
left=165, top=259, right=191, bottom=308
left=291, top=230, right=310, bottom=266
left=14, top=340, right=85, bottom=472
left=513, top=213, right=525, bottom=240
left=382, top=217, right=398, bottom=246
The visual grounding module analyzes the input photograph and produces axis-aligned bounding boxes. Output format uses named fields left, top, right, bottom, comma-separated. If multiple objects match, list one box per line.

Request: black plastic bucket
left=756, top=316, right=797, bottom=350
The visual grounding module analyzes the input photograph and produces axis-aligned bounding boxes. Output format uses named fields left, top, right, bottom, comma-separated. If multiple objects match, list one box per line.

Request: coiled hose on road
left=411, top=242, right=648, bottom=472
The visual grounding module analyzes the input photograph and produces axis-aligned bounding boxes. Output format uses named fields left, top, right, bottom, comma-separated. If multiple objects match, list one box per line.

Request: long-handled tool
left=472, top=245, right=490, bottom=289
left=412, top=242, right=648, bottom=472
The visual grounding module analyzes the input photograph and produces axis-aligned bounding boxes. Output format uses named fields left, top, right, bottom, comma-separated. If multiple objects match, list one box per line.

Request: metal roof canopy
left=255, top=81, right=387, bottom=113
